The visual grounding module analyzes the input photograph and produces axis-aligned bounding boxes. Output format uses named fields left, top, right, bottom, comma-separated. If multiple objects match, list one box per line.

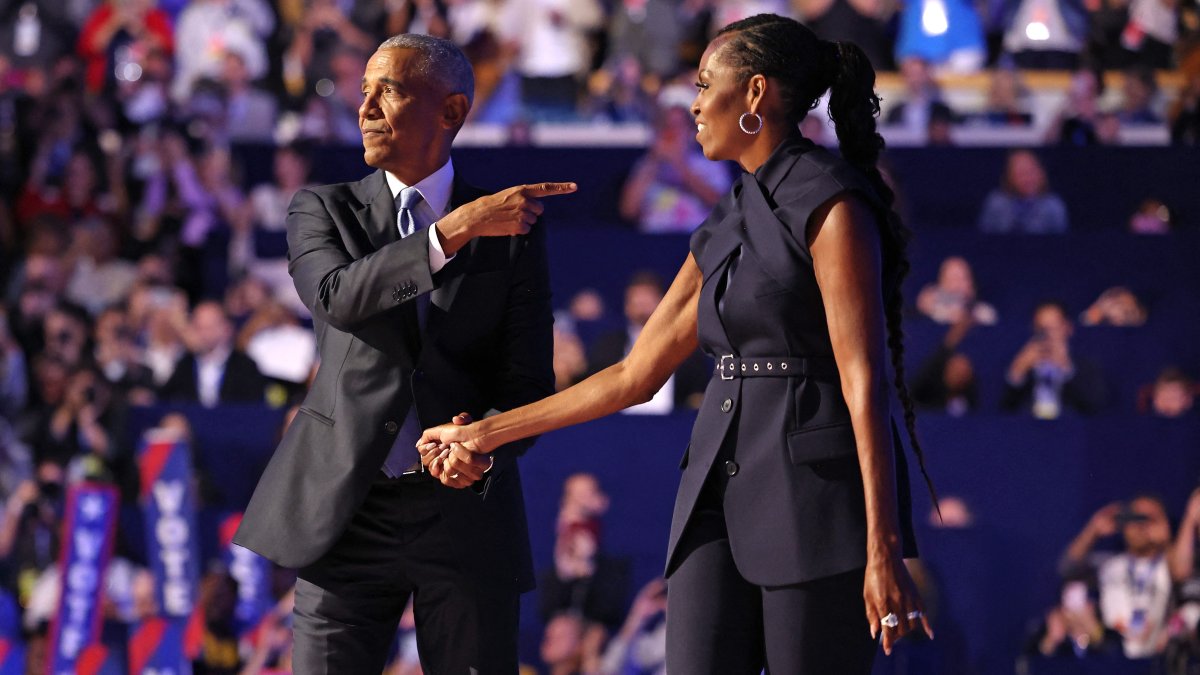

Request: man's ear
left=442, top=93, right=470, bottom=130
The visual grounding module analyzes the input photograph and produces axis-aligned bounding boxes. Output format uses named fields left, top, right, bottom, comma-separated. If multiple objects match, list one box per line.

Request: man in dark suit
left=159, top=301, right=266, bottom=406
left=234, top=34, right=569, bottom=673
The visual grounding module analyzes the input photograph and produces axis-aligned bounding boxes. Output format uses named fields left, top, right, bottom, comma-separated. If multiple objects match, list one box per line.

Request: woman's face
left=691, top=36, right=751, bottom=163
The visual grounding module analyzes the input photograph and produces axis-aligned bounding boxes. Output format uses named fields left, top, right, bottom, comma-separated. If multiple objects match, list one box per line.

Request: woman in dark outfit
left=420, top=13, right=935, bottom=673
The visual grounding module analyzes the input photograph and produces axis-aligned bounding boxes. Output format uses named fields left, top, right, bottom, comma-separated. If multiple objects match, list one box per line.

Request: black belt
left=714, top=355, right=838, bottom=380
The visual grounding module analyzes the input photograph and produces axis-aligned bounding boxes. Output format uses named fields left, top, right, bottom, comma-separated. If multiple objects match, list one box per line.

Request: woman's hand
left=864, top=554, right=933, bottom=654
left=417, top=413, right=495, bottom=489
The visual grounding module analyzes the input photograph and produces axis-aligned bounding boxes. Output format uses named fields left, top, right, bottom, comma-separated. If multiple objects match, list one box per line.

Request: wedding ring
left=907, top=611, right=923, bottom=620
left=449, top=473, right=460, bottom=479
left=881, top=613, right=899, bottom=628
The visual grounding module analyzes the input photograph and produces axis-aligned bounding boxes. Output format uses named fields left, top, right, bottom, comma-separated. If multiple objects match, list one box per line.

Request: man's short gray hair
left=378, top=34, right=474, bottom=107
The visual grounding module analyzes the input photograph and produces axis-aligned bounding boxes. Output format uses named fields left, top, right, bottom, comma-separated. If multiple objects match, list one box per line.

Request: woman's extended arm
left=419, top=254, right=704, bottom=487
left=809, top=195, right=931, bottom=653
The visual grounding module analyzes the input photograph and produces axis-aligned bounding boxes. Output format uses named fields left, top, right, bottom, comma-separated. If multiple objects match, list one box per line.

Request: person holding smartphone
left=1001, top=300, right=1106, bottom=418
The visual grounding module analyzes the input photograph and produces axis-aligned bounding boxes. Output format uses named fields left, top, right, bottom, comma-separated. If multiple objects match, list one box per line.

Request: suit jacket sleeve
left=286, top=188, right=435, bottom=332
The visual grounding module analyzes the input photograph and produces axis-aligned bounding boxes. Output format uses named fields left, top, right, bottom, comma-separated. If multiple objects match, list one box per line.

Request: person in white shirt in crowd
left=1064, top=495, right=1174, bottom=659
left=503, top=0, right=603, bottom=121
left=172, top=0, right=275, bottom=101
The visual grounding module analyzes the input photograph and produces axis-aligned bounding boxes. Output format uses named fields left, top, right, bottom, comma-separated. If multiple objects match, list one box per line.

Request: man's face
left=359, top=48, right=456, bottom=178
left=190, top=304, right=231, bottom=356
left=1032, top=305, right=1071, bottom=345
left=1123, top=497, right=1171, bottom=556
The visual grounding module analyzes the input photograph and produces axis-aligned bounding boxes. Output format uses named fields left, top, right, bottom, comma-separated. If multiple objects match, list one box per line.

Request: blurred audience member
left=281, top=0, right=384, bottom=103
left=1064, top=497, right=1173, bottom=658
left=1119, top=67, right=1162, bottom=124
left=172, top=0, right=274, bottom=102
left=508, top=0, right=603, bottom=122
left=1048, top=68, right=1106, bottom=145
left=1080, top=286, right=1148, bottom=327
left=91, top=305, right=155, bottom=404
left=76, top=0, right=174, bottom=95
left=540, top=611, right=602, bottom=675
left=238, top=299, right=316, bottom=406
left=978, top=149, right=1069, bottom=233
left=40, top=302, right=89, bottom=370
left=248, top=144, right=312, bottom=234
left=1002, top=300, right=1105, bottom=417
left=129, top=284, right=189, bottom=386
left=1128, top=197, right=1174, bottom=233
left=620, top=104, right=730, bottom=233
left=1138, top=367, right=1196, bottom=417
left=885, top=57, right=958, bottom=138
left=0, top=461, right=65, bottom=604
left=541, top=474, right=630, bottom=633
left=552, top=322, right=589, bottom=392
left=297, top=45, right=368, bottom=145
left=0, top=308, right=28, bottom=419
left=219, top=51, right=277, bottom=143
left=597, top=578, right=667, bottom=675
left=64, top=219, right=137, bottom=315
left=894, top=0, right=986, bottom=72
left=1003, top=0, right=1086, bottom=68
left=916, top=255, right=998, bottom=325
left=931, top=495, right=975, bottom=528
left=160, top=300, right=266, bottom=407
left=1023, top=575, right=1124, bottom=659
left=912, top=317, right=978, bottom=416
left=975, top=68, right=1034, bottom=125
left=1121, top=0, right=1179, bottom=68
left=604, top=0, right=684, bottom=86
left=797, top=0, right=896, bottom=71
left=1169, top=55, right=1200, bottom=144
left=586, top=271, right=709, bottom=413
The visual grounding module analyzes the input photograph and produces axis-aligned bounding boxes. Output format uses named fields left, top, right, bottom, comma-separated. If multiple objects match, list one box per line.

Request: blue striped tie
left=397, top=186, right=424, bottom=237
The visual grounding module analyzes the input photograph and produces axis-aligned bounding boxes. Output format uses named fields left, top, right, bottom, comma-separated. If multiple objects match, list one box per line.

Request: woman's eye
left=695, top=82, right=708, bottom=90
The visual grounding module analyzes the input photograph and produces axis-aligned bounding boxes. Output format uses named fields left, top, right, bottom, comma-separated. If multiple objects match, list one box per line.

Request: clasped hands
left=416, top=413, right=492, bottom=489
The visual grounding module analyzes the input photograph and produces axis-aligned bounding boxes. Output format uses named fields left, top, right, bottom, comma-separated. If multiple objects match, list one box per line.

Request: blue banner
left=138, top=435, right=201, bottom=620
left=220, top=513, right=274, bottom=638
left=0, top=638, right=24, bottom=675
left=45, top=483, right=119, bottom=675
left=129, top=617, right=196, bottom=675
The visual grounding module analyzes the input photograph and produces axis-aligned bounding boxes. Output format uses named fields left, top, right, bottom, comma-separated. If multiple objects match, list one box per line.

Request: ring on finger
left=881, top=613, right=899, bottom=629
left=907, top=610, right=923, bottom=620
left=449, top=472, right=460, bottom=479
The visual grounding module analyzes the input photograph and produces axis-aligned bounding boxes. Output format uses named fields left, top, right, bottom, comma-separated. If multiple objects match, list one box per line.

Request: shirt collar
left=384, top=159, right=455, bottom=218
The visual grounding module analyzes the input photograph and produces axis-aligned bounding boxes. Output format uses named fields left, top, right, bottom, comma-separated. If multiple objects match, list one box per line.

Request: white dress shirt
left=383, top=159, right=456, bottom=273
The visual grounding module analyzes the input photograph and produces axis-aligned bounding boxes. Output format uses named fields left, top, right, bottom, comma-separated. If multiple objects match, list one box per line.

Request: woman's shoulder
left=774, top=146, right=881, bottom=214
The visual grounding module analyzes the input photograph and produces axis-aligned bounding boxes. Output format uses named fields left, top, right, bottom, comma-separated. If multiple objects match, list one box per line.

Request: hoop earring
left=739, top=112, right=763, bottom=135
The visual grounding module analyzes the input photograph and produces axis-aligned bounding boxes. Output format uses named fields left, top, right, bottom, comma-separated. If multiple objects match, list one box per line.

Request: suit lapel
left=354, top=170, right=400, bottom=252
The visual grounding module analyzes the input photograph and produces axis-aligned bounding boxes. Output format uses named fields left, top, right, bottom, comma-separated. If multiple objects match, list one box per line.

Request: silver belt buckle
left=719, top=354, right=735, bottom=380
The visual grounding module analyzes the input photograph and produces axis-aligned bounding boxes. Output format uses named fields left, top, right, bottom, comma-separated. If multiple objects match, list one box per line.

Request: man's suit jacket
left=159, top=350, right=267, bottom=405
left=234, top=169, right=555, bottom=592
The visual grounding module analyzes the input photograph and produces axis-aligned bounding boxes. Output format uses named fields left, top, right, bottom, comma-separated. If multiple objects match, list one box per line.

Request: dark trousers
left=293, top=476, right=520, bottom=675
left=666, top=475, right=877, bottom=673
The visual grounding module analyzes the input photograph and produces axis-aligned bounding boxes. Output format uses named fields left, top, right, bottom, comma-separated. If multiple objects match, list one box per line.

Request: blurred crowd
left=0, top=1, right=1196, bottom=673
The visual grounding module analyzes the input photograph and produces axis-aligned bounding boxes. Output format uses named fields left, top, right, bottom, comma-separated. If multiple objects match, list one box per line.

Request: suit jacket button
left=721, top=398, right=733, bottom=413
left=725, top=460, right=739, bottom=476
left=384, top=421, right=398, bottom=434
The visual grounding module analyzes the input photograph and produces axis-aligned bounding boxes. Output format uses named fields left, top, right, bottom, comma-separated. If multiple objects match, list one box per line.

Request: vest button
left=384, top=421, right=398, bottom=434
left=721, top=398, right=733, bottom=413
left=725, top=460, right=739, bottom=476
